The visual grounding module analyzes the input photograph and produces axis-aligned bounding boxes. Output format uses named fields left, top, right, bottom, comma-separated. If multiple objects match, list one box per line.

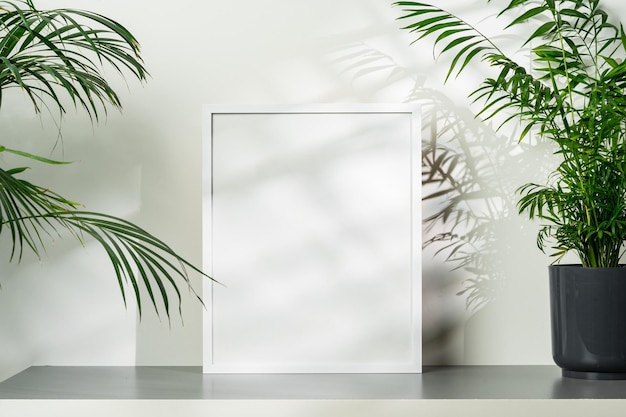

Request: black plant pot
left=550, top=264, right=626, bottom=380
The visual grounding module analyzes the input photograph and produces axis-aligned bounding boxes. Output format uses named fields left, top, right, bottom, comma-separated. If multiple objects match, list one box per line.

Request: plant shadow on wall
left=330, top=41, right=555, bottom=362
left=0, top=1, right=212, bottom=321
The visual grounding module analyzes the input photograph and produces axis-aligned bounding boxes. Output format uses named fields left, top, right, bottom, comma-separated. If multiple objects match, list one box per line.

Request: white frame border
left=202, top=104, right=421, bottom=373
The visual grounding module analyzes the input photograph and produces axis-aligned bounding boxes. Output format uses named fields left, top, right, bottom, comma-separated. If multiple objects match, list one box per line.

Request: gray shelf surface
left=1, top=365, right=626, bottom=400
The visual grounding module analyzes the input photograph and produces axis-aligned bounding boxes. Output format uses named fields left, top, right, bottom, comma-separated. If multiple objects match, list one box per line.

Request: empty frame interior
left=203, top=105, right=421, bottom=373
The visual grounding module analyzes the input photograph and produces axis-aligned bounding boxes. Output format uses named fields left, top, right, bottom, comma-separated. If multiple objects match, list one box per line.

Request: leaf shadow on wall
left=329, top=41, right=556, bottom=364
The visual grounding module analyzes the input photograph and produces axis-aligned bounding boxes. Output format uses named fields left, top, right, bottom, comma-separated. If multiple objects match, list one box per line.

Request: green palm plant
left=394, top=0, right=626, bottom=268
left=0, top=0, right=208, bottom=319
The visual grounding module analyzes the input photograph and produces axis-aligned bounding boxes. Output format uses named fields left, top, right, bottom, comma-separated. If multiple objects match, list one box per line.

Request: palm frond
left=0, top=0, right=147, bottom=120
left=0, top=164, right=207, bottom=319
left=394, top=2, right=500, bottom=81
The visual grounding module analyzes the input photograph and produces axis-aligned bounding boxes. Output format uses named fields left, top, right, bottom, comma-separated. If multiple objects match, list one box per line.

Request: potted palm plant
left=1, top=0, right=208, bottom=320
left=394, top=0, right=626, bottom=379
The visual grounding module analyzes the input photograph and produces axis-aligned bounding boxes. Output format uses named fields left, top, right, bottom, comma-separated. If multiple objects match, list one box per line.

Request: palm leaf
left=0, top=1, right=214, bottom=319
left=0, top=165, right=209, bottom=318
left=0, top=0, right=147, bottom=120
left=394, top=2, right=500, bottom=78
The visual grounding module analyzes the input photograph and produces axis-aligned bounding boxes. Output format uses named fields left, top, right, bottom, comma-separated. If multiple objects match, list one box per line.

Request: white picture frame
left=202, top=104, right=421, bottom=373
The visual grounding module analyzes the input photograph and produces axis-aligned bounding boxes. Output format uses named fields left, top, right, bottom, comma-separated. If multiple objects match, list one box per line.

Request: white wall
left=2, top=0, right=626, bottom=382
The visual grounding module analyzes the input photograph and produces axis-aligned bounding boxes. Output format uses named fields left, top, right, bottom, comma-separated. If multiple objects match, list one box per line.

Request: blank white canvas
left=203, top=105, right=421, bottom=373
